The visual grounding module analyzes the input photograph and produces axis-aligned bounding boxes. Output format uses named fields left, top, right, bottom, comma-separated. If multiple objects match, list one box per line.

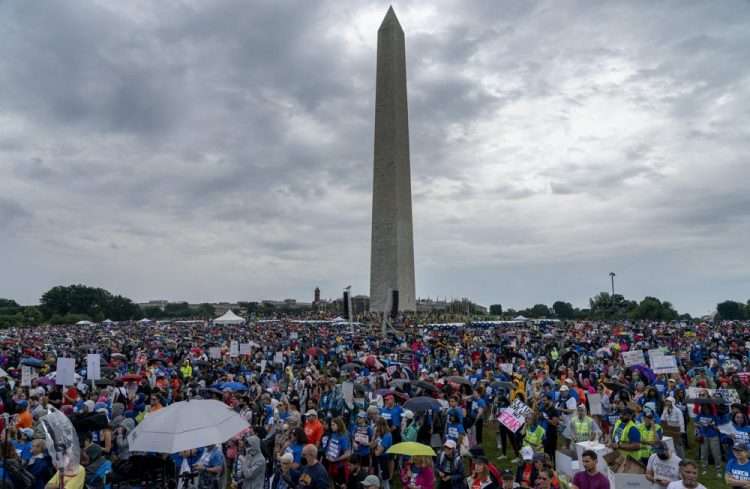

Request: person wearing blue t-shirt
left=695, top=400, right=722, bottom=478
left=444, top=409, right=466, bottom=447
left=726, top=442, right=750, bottom=488
left=380, top=394, right=404, bottom=443
left=351, top=412, right=374, bottom=467
left=373, top=417, right=393, bottom=489
left=323, top=417, right=351, bottom=487
left=469, top=387, right=488, bottom=445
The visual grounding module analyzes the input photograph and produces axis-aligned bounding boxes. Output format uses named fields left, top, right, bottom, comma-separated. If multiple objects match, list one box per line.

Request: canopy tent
left=102, top=319, right=114, bottom=325
left=214, top=310, right=245, bottom=325
left=75, top=320, right=94, bottom=326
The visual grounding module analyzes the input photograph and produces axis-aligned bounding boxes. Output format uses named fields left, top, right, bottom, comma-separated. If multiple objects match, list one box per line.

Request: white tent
left=102, top=319, right=115, bottom=325
left=513, top=315, right=529, bottom=321
left=214, top=310, right=245, bottom=325
left=75, top=320, right=94, bottom=326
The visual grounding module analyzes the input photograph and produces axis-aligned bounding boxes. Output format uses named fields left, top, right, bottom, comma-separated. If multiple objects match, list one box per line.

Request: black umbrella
left=412, top=380, right=438, bottom=393
left=404, top=396, right=442, bottom=412
left=341, top=363, right=362, bottom=372
left=389, top=379, right=410, bottom=388
left=686, top=398, right=725, bottom=405
left=446, top=376, right=471, bottom=386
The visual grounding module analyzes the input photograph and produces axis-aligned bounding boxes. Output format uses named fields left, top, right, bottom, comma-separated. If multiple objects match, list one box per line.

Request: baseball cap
left=305, top=409, right=317, bottom=417
left=653, top=441, right=667, bottom=454
left=734, top=442, right=749, bottom=452
left=501, top=469, right=514, bottom=480
left=472, top=455, right=489, bottom=464
left=560, top=385, right=569, bottom=392
left=362, top=475, right=380, bottom=488
left=444, top=439, right=457, bottom=449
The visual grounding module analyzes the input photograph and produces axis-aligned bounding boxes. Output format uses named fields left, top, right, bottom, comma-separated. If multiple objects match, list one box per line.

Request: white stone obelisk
left=369, top=6, right=416, bottom=313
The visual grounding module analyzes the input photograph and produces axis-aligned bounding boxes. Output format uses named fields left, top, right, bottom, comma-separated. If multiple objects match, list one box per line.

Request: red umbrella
left=118, top=373, right=142, bottom=382
left=364, top=355, right=383, bottom=370
left=307, top=347, right=319, bottom=356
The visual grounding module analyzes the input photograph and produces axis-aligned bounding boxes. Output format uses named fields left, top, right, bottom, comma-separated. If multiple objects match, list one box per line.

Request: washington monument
left=369, top=7, right=416, bottom=313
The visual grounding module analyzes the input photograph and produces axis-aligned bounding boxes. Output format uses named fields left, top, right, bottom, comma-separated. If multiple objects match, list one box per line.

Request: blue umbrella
left=214, top=381, right=248, bottom=392
left=21, top=357, right=43, bottom=368
left=403, top=396, right=441, bottom=413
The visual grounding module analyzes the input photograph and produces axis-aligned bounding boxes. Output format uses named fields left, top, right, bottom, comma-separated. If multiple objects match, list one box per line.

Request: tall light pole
left=609, top=272, right=616, bottom=306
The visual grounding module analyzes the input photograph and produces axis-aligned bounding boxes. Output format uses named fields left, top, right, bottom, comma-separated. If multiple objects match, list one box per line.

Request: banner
left=622, top=350, right=645, bottom=367
left=651, top=355, right=679, bottom=374
left=86, top=354, right=101, bottom=380
left=687, top=387, right=739, bottom=405
left=230, top=341, right=239, bottom=358
left=56, top=358, right=76, bottom=386
left=209, top=347, right=221, bottom=359
left=587, top=393, right=603, bottom=416
left=497, top=399, right=531, bottom=433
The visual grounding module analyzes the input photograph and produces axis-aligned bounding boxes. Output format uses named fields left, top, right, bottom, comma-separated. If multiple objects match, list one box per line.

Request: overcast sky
left=1, top=1, right=749, bottom=315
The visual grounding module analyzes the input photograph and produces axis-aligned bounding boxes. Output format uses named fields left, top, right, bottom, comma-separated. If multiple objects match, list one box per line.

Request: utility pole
left=609, top=272, right=616, bottom=310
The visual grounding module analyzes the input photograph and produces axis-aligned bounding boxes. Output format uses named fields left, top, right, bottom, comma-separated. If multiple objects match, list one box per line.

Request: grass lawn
left=478, top=422, right=726, bottom=489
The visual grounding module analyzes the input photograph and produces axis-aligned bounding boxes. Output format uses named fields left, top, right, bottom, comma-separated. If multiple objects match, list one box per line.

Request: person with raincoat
left=233, top=435, right=265, bottom=489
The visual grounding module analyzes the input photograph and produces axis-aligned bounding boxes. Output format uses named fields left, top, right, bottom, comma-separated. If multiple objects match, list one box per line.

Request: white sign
left=687, top=387, right=739, bottom=405
left=500, top=363, right=513, bottom=375
left=86, top=354, right=101, bottom=380
left=56, top=358, right=76, bottom=386
left=651, top=355, right=679, bottom=374
left=209, top=347, right=221, bottom=359
left=648, top=348, right=667, bottom=362
left=273, top=352, right=284, bottom=365
left=497, top=399, right=531, bottom=433
left=622, top=350, right=645, bottom=367
left=342, top=382, right=354, bottom=409
left=260, top=360, right=267, bottom=373
left=240, top=343, right=251, bottom=355
left=289, top=332, right=298, bottom=340
left=21, top=366, right=33, bottom=387
left=230, top=341, right=239, bottom=358
left=587, top=393, right=603, bottom=416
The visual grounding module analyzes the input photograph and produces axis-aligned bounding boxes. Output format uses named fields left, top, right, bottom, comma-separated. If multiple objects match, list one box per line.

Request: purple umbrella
left=631, top=365, right=656, bottom=384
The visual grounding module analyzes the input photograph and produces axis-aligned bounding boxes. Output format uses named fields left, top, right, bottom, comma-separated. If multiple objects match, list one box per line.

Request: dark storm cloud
left=0, top=0, right=748, bottom=315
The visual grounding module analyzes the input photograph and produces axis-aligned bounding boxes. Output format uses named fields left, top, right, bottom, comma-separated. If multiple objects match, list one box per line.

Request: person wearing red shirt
left=571, top=450, right=610, bottom=489
left=304, top=410, right=324, bottom=447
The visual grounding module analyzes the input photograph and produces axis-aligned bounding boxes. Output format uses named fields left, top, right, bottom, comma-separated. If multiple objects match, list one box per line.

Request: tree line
left=1, top=284, right=749, bottom=328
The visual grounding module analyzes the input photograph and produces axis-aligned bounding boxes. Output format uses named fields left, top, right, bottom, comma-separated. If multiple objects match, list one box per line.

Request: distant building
left=137, top=300, right=169, bottom=311
left=314, top=287, right=321, bottom=304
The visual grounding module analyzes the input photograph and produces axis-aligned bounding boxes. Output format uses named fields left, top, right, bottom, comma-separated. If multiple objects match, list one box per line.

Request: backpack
left=5, top=459, right=34, bottom=489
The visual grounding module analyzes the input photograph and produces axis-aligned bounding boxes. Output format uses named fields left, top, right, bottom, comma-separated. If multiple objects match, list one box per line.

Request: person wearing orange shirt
left=16, top=400, right=33, bottom=429
left=304, top=410, right=325, bottom=447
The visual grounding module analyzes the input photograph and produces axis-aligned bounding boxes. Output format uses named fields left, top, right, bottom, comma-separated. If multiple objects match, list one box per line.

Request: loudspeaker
left=390, top=290, right=399, bottom=319
left=343, top=291, right=350, bottom=319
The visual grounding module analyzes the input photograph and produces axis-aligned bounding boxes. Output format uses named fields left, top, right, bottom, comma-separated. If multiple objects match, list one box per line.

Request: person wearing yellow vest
left=523, top=412, right=546, bottom=453
left=180, top=360, right=193, bottom=380
left=607, top=408, right=641, bottom=459
left=637, top=410, right=663, bottom=464
left=570, top=405, right=597, bottom=443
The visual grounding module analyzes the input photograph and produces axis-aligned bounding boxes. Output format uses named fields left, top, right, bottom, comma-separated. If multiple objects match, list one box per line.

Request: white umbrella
left=127, top=399, right=249, bottom=453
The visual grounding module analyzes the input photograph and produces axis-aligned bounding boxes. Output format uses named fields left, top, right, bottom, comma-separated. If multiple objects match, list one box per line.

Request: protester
left=571, top=450, right=609, bottom=489
left=647, top=441, right=682, bottom=488
left=725, top=442, right=750, bottom=489
left=666, top=459, right=707, bottom=489
left=293, top=445, right=331, bottom=489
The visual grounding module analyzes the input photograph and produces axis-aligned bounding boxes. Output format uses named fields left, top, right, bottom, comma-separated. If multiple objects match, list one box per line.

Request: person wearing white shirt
left=647, top=442, right=681, bottom=488
left=666, top=459, right=706, bottom=489
left=661, top=396, right=685, bottom=458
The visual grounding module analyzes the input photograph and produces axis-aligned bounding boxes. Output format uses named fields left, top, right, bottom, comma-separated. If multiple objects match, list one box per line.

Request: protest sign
left=260, top=360, right=267, bottom=373
left=290, top=332, right=298, bottom=340
left=230, top=341, right=239, bottom=358
left=651, top=355, right=679, bottom=374
left=86, top=354, right=101, bottom=380
left=21, top=366, right=33, bottom=387
left=56, top=358, right=75, bottom=386
left=622, top=350, right=645, bottom=367
left=209, top=347, right=221, bottom=359
left=497, top=399, right=531, bottom=433
left=587, top=393, right=603, bottom=416
left=687, top=387, right=739, bottom=405
left=342, top=382, right=354, bottom=409
left=500, top=363, right=513, bottom=375
left=240, top=343, right=251, bottom=355
left=273, top=352, right=284, bottom=365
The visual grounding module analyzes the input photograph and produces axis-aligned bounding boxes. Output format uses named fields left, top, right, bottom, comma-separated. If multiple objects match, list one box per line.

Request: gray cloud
left=0, top=0, right=748, bottom=315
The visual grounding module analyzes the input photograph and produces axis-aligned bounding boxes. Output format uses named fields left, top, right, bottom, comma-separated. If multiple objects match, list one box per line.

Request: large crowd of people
left=0, top=316, right=747, bottom=489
